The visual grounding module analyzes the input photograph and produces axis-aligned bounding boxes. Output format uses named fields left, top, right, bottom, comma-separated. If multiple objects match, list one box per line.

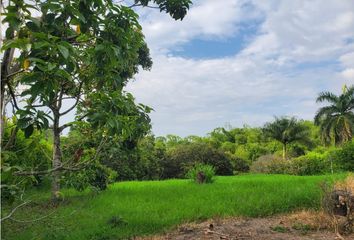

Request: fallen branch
left=9, top=210, right=57, bottom=223
left=13, top=163, right=87, bottom=176
left=0, top=201, right=31, bottom=222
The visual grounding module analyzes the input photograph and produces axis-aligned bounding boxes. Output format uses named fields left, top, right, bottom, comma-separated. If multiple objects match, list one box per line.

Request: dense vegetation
left=2, top=174, right=346, bottom=240
left=0, top=0, right=191, bottom=203
left=2, top=115, right=353, bottom=196
left=1, top=0, right=353, bottom=203
left=0, top=0, right=353, bottom=238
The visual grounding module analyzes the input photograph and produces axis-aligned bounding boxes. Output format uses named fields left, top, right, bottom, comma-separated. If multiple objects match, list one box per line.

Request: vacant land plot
left=2, top=174, right=346, bottom=240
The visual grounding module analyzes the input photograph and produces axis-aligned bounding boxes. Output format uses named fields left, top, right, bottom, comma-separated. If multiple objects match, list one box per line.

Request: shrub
left=332, top=140, right=354, bottom=171
left=64, top=160, right=117, bottom=191
left=107, top=215, right=127, bottom=228
left=1, top=122, right=52, bottom=203
left=250, top=154, right=289, bottom=174
left=252, top=152, right=334, bottom=176
left=162, top=142, right=233, bottom=179
left=290, top=152, right=331, bottom=175
left=186, top=164, right=215, bottom=184
left=229, top=155, right=250, bottom=174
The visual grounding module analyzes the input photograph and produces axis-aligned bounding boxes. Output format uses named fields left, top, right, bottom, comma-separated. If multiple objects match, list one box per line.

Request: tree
left=263, top=117, right=310, bottom=160
left=1, top=0, right=191, bottom=202
left=314, top=85, right=354, bottom=146
left=163, top=142, right=233, bottom=178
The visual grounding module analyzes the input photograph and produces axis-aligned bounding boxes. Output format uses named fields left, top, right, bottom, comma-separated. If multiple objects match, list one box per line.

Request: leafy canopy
left=314, top=85, right=354, bottom=145
left=1, top=0, right=191, bottom=139
left=263, top=117, right=310, bottom=145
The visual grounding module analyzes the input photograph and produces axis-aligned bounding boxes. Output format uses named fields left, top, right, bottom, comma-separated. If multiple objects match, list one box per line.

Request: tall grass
left=2, top=174, right=345, bottom=240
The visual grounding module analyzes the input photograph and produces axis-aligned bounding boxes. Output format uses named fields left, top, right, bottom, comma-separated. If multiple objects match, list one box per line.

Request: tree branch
left=57, top=86, right=65, bottom=110
left=59, top=81, right=84, bottom=116
left=1, top=48, right=15, bottom=84
left=13, top=163, right=87, bottom=176
left=0, top=201, right=31, bottom=222
left=6, top=82, right=20, bottom=111
left=29, top=104, right=47, bottom=108
left=6, top=69, right=24, bottom=79
left=8, top=209, right=58, bottom=223
left=128, top=3, right=160, bottom=9
left=2, top=126, right=18, bottom=150
left=59, top=113, right=88, bottom=132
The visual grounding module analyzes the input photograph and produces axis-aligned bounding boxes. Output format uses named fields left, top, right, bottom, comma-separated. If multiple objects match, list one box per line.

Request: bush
left=290, top=152, right=331, bottom=175
left=162, top=142, right=233, bottom=179
left=186, top=164, right=215, bottom=184
left=229, top=154, right=250, bottom=174
left=332, top=140, right=354, bottom=171
left=251, top=152, right=334, bottom=176
left=250, top=154, right=289, bottom=174
left=1, top=121, right=52, bottom=203
left=64, top=161, right=117, bottom=191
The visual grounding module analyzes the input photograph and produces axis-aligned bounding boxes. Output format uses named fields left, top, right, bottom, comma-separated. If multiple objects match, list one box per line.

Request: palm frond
left=314, top=106, right=338, bottom=125
left=316, top=91, right=339, bottom=104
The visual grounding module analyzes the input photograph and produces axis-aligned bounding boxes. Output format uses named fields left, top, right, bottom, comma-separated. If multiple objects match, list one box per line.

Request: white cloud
left=139, top=0, right=262, bottom=52
left=340, top=52, right=354, bottom=68
left=127, top=0, right=354, bottom=136
left=341, top=68, right=354, bottom=80
left=243, top=0, right=354, bottom=63
left=339, top=51, right=354, bottom=80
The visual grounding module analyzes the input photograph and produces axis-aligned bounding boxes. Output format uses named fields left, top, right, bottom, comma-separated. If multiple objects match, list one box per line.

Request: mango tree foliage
left=1, top=0, right=191, bottom=201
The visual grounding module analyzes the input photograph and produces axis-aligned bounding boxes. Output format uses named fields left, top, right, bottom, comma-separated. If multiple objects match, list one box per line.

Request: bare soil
left=137, top=212, right=354, bottom=240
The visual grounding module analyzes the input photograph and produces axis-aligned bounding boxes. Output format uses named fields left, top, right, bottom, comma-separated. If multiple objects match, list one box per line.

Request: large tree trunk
left=51, top=115, right=62, bottom=202
left=0, top=48, right=14, bottom=142
left=282, top=143, right=287, bottom=160
left=1, top=45, right=17, bottom=143
left=0, top=84, right=6, bottom=143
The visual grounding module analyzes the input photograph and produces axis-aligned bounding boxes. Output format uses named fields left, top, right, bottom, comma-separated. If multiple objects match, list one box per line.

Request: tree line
left=2, top=85, right=353, bottom=207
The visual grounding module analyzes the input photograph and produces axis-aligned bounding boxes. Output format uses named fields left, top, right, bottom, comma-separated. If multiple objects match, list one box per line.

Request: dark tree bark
left=0, top=48, right=15, bottom=142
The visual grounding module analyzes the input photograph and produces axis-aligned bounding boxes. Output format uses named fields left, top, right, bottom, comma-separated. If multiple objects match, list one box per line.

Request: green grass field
left=2, top=174, right=345, bottom=240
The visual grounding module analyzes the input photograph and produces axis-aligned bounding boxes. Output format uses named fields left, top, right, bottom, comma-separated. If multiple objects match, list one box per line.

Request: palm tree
left=263, top=117, right=310, bottom=160
left=314, top=85, right=354, bottom=145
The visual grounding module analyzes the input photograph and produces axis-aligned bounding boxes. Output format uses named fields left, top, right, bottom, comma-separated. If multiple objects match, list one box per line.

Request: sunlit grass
left=2, top=174, right=346, bottom=240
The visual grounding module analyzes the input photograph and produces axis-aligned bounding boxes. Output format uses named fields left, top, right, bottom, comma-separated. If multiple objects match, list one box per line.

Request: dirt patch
left=136, top=211, right=354, bottom=240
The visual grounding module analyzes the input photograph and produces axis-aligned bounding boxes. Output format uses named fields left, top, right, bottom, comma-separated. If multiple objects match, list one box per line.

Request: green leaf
left=28, top=57, right=46, bottom=65
left=24, top=125, right=34, bottom=138
left=67, top=5, right=86, bottom=23
left=47, top=62, right=57, bottom=71
left=41, top=3, right=62, bottom=12
left=1, top=38, right=30, bottom=51
left=30, top=82, right=44, bottom=97
left=20, top=72, right=42, bottom=84
left=95, top=44, right=105, bottom=52
left=17, top=117, right=32, bottom=129
left=76, top=34, right=90, bottom=42
left=58, top=45, right=69, bottom=59
left=33, top=41, right=50, bottom=49
left=55, top=69, right=71, bottom=80
left=107, top=118, right=116, bottom=129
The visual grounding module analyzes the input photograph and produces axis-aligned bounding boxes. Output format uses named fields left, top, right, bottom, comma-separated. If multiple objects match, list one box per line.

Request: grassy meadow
left=2, top=174, right=346, bottom=240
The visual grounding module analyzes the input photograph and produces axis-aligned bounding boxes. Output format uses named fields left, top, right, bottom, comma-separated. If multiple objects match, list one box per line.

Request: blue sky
left=170, top=21, right=261, bottom=59
left=126, top=0, right=354, bottom=137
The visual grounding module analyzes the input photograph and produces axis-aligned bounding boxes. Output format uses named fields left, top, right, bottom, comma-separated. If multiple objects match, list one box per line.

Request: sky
left=124, top=0, right=354, bottom=137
